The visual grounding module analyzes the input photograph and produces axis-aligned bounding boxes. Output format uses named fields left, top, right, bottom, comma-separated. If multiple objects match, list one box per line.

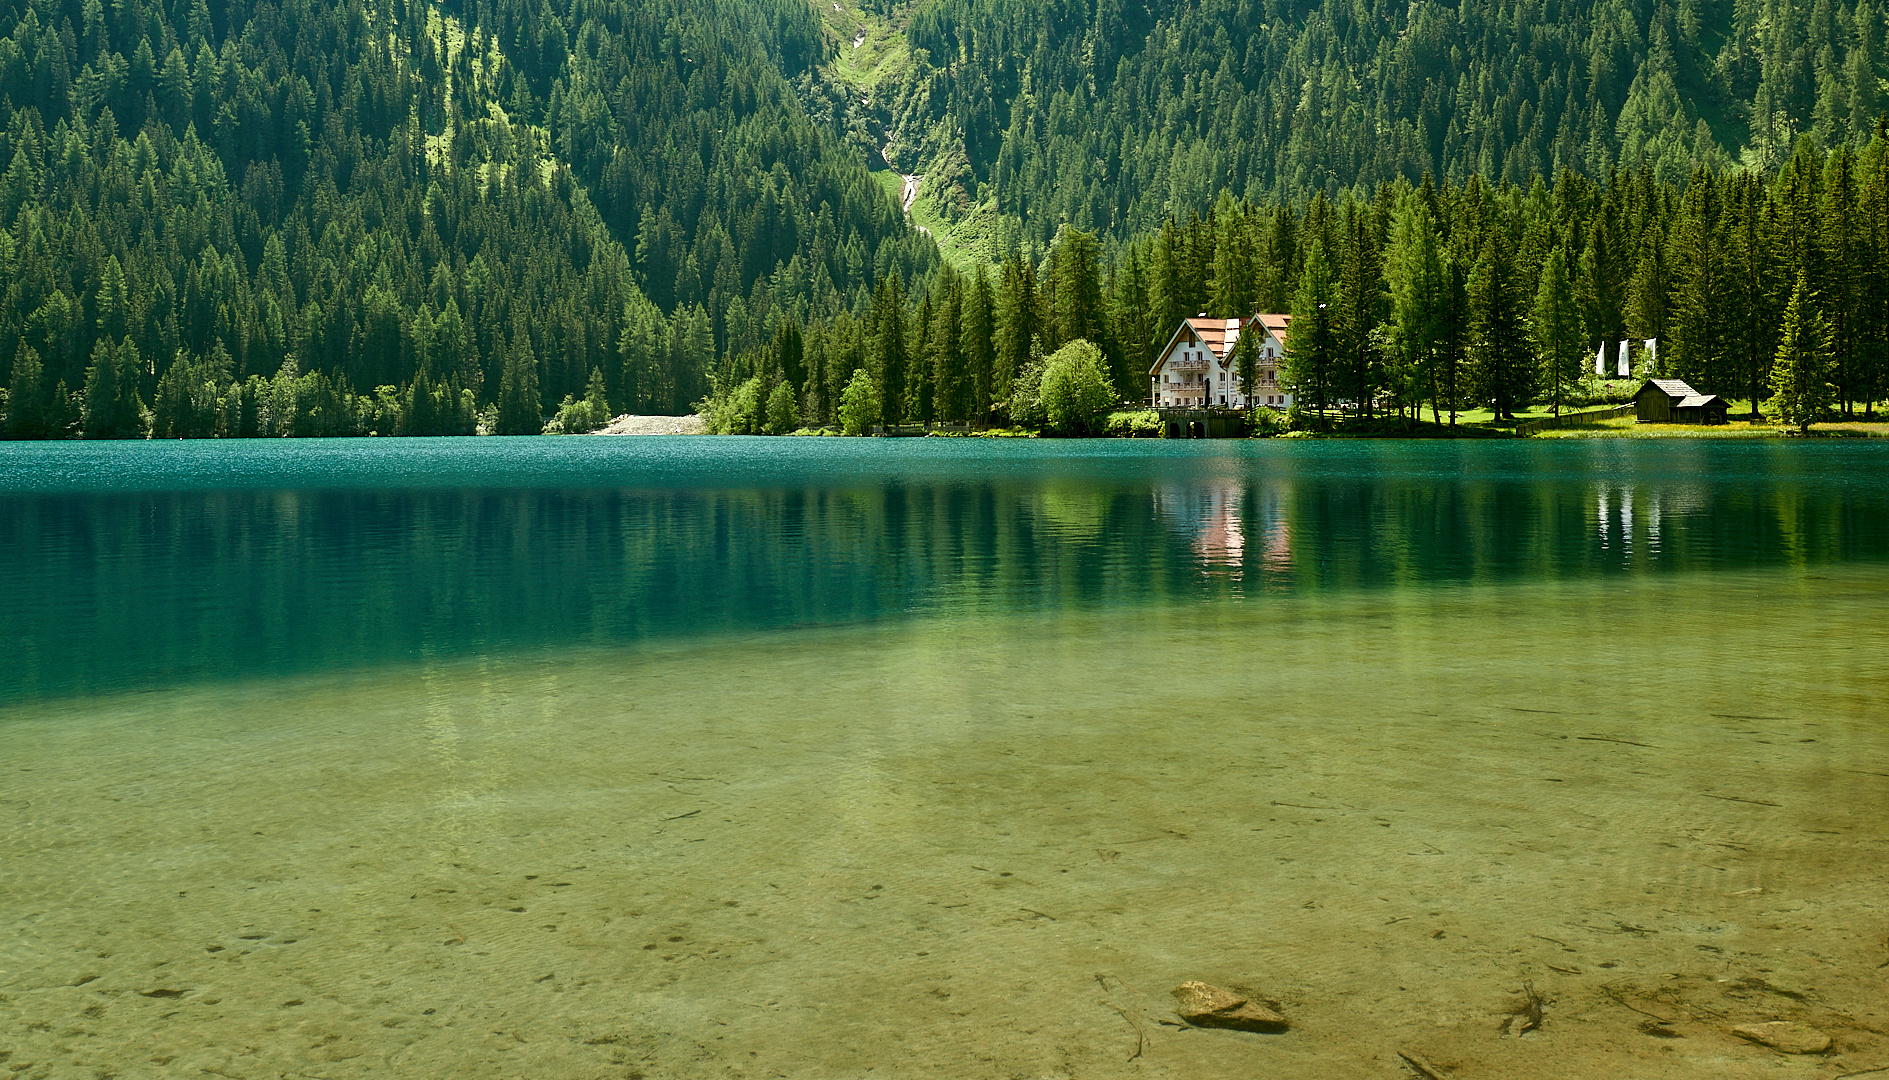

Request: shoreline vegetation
left=8, top=138, right=1889, bottom=444
left=581, top=407, right=1889, bottom=439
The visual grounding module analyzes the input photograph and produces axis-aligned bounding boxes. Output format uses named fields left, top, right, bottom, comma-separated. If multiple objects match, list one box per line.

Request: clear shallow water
left=2, top=438, right=1887, bottom=1079
left=2, top=438, right=1886, bottom=703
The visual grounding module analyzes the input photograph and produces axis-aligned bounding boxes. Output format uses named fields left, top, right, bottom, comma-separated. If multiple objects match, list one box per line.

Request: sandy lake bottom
left=3, top=563, right=1886, bottom=1079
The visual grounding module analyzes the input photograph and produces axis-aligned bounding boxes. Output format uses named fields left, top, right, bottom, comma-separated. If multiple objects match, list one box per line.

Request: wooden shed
left=1634, top=379, right=1730, bottom=424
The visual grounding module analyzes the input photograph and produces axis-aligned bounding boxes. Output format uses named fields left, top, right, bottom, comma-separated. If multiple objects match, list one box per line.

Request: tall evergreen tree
left=871, top=274, right=910, bottom=428
left=1470, top=232, right=1536, bottom=420
left=1283, top=240, right=1336, bottom=416
left=80, top=338, right=147, bottom=438
left=4, top=344, right=54, bottom=438
left=994, top=254, right=1040, bottom=405
left=1532, top=246, right=1586, bottom=414
left=497, top=338, right=544, bottom=436
left=1331, top=205, right=1385, bottom=418
left=962, top=267, right=997, bottom=426
left=1768, top=272, right=1837, bottom=432
left=1386, top=193, right=1447, bottom=424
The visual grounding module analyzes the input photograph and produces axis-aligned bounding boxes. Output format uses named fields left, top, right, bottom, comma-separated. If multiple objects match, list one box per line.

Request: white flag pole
left=1595, top=343, right=1606, bottom=375
left=1617, top=340, right=1630, bottom=377
left=1644, top=338, right=1657, bottom=371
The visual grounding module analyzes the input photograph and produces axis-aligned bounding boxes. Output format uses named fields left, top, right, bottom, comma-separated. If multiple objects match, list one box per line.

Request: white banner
left=1617, top=340, right=1630, bottom=377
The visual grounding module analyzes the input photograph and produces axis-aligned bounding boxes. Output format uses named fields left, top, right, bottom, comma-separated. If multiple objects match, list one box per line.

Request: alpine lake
left=2, top=436, right=1886, bottom=1080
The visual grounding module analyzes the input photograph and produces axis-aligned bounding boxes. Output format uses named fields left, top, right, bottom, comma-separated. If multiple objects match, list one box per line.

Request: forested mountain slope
left=0, top=0, right=931, bottom=435
left=883, top=0, right=1889, bottom=249
left=4, top=0, right=1887, bottom=438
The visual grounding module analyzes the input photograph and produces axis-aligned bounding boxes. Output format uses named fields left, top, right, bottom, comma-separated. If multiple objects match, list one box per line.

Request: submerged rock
left=1730, top=1021, right=1831, bottom=1054
left=1170, top=981, right=1288, bottom=1032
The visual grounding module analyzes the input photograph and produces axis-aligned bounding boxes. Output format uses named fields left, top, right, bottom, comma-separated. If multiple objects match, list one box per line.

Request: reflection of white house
left=1149, top=313, right=1295, bottom=409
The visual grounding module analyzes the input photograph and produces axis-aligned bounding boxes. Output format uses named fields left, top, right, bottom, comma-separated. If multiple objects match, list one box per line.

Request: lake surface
left=2, top=437, right=1886, bottom=1079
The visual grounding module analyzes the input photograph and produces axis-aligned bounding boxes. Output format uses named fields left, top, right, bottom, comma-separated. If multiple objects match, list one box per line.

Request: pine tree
left=1049, top=226, right=1104, bottom=351
left=1531, top=246, right=1585, bottom=415
left=871, top=274, right=909, bottom=428
left=1470, top=232, right=1536, bottom=421
left=961, top=267, right=996, bottom=426
left=1331, top=205, right=1384, bottom=418
left=496, top=337, right=543, bottom=435
left=932, top=274, right=967, bottom=422
left=765, top=380, right=799, bottom=434
left=81, top=338, right=148, bottom=438
left=1385, top=192, right=1447, bottom=425
left=1768, top=272, right=1837, bottom=432
left=1283, top=239, right=1336, bottom=417
left=995, top=253, right=1040, bottom=403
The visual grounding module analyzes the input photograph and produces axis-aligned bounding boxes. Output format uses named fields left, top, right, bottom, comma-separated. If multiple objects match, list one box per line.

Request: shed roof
left=1643, top=377, right=1697, bottom=400
left=1677, top=393, right=1726, bottom=409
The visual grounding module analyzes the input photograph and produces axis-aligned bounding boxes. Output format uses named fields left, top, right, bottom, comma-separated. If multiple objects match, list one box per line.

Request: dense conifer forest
left=0, top=0, right=1885, bottom=437
left=708, top=139, right=1889, bottom=435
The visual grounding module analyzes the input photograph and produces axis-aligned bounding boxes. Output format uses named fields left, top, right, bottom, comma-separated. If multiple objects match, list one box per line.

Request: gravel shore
left=589, top=413, right=707, bottom=435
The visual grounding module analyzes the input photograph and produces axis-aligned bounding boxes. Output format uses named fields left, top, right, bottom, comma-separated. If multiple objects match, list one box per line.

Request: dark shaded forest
left=0, top=0, right=932, bottom=437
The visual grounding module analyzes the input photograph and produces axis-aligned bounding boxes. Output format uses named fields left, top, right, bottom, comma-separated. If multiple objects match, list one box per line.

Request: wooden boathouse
left=1634, top=379, right=1731, bottom=424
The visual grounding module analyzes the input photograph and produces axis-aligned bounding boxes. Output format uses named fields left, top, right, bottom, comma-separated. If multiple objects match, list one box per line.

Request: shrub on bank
left=1103, top=409, right=1163, bottom=437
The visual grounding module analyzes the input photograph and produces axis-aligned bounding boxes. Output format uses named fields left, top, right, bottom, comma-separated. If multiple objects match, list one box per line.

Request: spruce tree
left=1210, top=193, right=1257, bottom=318
left=871, top=275, right=909, bottom=428
left=1768, top=272, right=1837, bottom=433
left=995, top=254, right=1040, bottom=403
left=81, top=338, right=148, bottom=438
left=774, top=318, right=806, bottom=398
left=961, top=267, right=996, bottom=426
left=1283, top=240, right=1336, bottom=418
left=932, top=275, right=966, bottom=423
left=1332, top=205, right=1384, bottom=418
left=1531, top=247, right=1585, bottom=415
left=1049, top=226, right=1104, bottom=351
left=1386, top=193, right=1446, bottom=425
left=1471, top=233, right=1535, bottom=422
left=4, top=344, right=51, bottom=438
left=496, top=339, right=543, bottom=436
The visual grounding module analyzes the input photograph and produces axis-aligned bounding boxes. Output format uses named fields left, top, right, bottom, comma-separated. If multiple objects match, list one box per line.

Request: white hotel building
left=1149, top=312, right=1294, bottom=409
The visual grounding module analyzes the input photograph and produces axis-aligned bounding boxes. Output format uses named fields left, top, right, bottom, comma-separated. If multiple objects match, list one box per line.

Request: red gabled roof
left=1182, top=316, right=1245, bottom=362
left=1249, top=312, right=1291, bottom=345
left=1149, top=312, right=1294, bottom=377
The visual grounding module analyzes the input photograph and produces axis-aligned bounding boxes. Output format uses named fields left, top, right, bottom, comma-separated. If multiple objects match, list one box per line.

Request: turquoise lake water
left=2, top=438, right=1887, bottom=1079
